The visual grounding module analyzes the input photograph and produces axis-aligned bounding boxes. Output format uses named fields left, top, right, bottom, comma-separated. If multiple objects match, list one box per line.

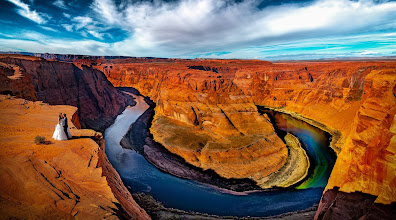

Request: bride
left=52, top=113, right=69, bottom=141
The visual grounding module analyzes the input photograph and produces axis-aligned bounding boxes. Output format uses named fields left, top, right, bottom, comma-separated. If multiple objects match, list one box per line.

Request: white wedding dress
left=52, top=118, right=72, bottom=141
left=52, top=123, right=68, bottom=141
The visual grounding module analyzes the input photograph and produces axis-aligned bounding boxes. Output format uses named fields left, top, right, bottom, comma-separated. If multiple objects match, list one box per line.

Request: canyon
left=0, top=55, right=149, bottom=219
left=0, top=54, right=134, bottom=132
left=0, top=53, right=395, bottom=219
left=0, top=95, right=149, bottom=219
left=93, top=58, right=396, bottom=218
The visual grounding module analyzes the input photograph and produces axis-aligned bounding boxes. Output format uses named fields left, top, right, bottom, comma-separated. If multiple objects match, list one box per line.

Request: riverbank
left=132, top=192, right=317, bottom=220
left=120, top=101, right=266, bottom=192
left=258, top=105, right=341, bottom=155
left=0, top=95, right=149, bottom=219
left=121, top=100, right=311, bottom=191
left=259, top=133, right=310, bottom=188
left=110, top=92, right=327, bottom=218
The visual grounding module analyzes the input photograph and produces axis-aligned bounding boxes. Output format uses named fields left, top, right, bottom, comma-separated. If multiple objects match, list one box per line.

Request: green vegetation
left=34, top=135, right=46, bottom=145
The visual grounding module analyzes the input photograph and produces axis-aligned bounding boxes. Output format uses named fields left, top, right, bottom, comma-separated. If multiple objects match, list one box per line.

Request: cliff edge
left=0, top=95, right=149, bottom=219
left=98, top=58, right=396, bottom=218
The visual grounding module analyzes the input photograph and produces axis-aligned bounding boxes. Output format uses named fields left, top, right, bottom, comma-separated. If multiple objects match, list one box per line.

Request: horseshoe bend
left=0, top=54, right=395, bottom=219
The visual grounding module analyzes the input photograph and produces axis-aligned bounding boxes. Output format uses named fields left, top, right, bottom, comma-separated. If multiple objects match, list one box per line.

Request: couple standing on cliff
left=52, top=113, right=72, bottom=141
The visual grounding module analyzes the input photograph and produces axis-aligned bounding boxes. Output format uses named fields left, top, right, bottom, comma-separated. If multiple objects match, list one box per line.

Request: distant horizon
left=2, top=50, right=396, bottom=62
left=1, top=0, right=396, bottom=60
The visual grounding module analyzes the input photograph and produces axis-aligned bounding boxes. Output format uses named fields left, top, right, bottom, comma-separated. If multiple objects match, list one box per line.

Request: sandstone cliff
left=0, top=55, right=148, bottom=219
left=0, top=95, right=149, bottom=219
left=97, top=58, right=396, bottom=216
left=97, top=60, right=290, bottom=187
left=0, top=55, right=133, bottom=132
left=314, top=69, right=396, bottom=219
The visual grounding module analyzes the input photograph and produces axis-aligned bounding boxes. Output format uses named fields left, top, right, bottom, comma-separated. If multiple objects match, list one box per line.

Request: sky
left=0, top=0, right=395, bottom=60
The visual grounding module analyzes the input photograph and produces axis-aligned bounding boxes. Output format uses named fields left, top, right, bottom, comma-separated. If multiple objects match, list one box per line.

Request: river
left=104, top=94, right=336, bottom=217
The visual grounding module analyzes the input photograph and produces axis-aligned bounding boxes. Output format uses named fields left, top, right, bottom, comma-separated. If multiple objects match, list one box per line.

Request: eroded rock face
left=96, top=59, right=396, bottom=208
left=323, top=69, right=396, bottom=204
left=0, top=56, right=133, bottom=132
left=0, top=96, right=149, bottom=219
left=96, top=60, right=289, bottom=186
left=315, top=188, right=396, bottom=220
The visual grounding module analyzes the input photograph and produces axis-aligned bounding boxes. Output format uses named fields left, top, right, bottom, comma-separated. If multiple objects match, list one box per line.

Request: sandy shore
left=258, top=133, right=310, bottom=188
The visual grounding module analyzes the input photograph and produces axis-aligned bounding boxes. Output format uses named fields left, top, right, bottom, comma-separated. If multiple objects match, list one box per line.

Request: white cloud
left=87, top=30, right=104, bottom=40
left=360, top=50, right=378, bottom=55
left=91, top=0, right=123, bottom=25
left=53, top=0, right=68, bottom=9
left=87, top=0, right=396, bottom=56
left=7, top=0, right=50, bottom=24
left=40, top=26, right=58, bottom=32
left=2, top=0, right=396, bottom=58
left=73, top=16, right=94, bottom=30
left=61, top=24, right=73, bottom=32
left=63, top=13, right=71, bottom=18
left=0, top=32, right=111, bottom=55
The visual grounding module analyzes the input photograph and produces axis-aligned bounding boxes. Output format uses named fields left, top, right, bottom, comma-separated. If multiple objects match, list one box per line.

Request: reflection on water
left=259, top=109, right=336, bottom=189
left=104, top=98, right=335, bottom=217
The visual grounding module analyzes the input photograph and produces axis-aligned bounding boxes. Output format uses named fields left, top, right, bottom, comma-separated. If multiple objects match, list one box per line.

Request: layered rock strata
left=0, top=55, right=133, bottom=132
left=96, top=59, right=396, bottom=214
left=323, top=69, right=396, bottom=204
left=120, top=99, right=263, bottom=192
left=100, top=60, right=289, bottom=188
left=0, top=95, right=149, bottom=219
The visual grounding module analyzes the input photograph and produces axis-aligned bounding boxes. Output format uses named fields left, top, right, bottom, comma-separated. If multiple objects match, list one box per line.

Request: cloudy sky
left=0, top=0, right=395, bottom=60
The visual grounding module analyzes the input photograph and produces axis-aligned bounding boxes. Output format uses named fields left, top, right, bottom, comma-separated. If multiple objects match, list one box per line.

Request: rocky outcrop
left=315, top=188, right=396, bottom=220
left=0, top=55, right=133, bottom=132
left=0, top=95, right=149, bottom=219
left=120, top=100, right=263, bottom=192
left=97, top=58, right=396, bottom=216
left=0, top=54, right=148, bottom=219
left=97, top=140, right=150, bottom=219
left=314, top=69, right=396, bottom=219
left=98, top=60, right=288, bottom=188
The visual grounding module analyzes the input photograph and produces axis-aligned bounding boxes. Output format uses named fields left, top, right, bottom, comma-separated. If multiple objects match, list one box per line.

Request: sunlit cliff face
left=93, top=58, right=395, bottom=199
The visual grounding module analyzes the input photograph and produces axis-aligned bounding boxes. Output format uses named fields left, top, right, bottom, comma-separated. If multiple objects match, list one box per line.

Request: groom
left=62, top=114, right=69, bottom=140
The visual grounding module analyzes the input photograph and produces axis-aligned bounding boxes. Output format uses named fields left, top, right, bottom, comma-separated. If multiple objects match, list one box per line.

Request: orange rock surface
left=0, top=55, right=132, bottom=132
left=96, top=60, right=289, bottom=186
left=0, top=95, right=149, bottom=219
left=95, top=59, right=396, bottom=201
left=324, top=69, right=396, bottom=204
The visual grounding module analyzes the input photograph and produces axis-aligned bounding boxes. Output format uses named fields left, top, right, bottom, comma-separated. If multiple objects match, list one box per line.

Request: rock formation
left=0, top=55, right=133, bottom=132
left=0, top=95, right=149, bottom=219
left=0, top=55, right=148, bottom=219
left=2, top=53, right=394, bottom=218
left=314, top=69, right=396, bottom=219
left=97, top=60, right=291, bottom=188
left=96, top=58, right=396, bottom=217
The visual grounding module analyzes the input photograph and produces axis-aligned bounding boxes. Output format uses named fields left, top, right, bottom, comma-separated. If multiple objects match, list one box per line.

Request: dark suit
left=63, top=117, right=69, bottom=139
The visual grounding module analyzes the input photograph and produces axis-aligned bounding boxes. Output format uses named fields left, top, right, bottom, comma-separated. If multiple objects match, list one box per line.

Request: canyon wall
left=0, top=55, right=149, bottom=219
left=3, top=53, right=393, bottom=218
left=98, top=60, right=291, bottom=188
left=97, top=59, right=396, bottom=217
left=0, top=55, right=133, bottom=132
left=0, top=96, right=149, bottom=219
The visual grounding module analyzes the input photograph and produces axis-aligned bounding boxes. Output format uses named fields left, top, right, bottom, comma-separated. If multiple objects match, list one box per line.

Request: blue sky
left=0, top=0, right=395, bottom=60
